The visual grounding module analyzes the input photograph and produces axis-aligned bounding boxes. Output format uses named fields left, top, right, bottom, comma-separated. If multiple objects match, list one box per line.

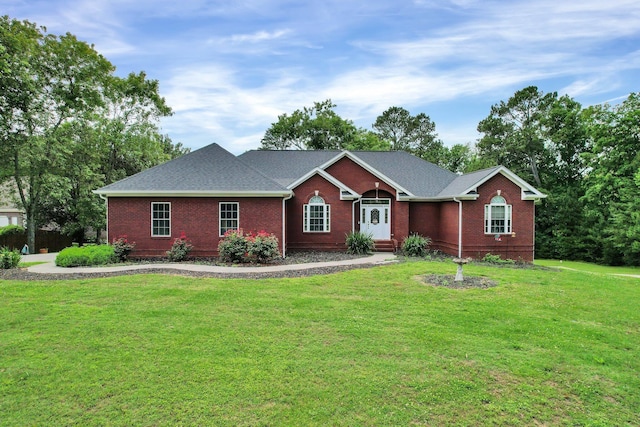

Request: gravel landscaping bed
left=0, top=251, right=379, bottom=281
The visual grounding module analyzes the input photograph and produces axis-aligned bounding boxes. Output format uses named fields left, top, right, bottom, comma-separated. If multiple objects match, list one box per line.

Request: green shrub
left=0, top=246, right=21, bottom=269
left=0, top=225, right=25, bottom=237
left=218, top=230, right=248, bottom=263
left=247, top=231, right=281, bottom=263
left=482, top=253, right=515, bottom=265
left=218, top=229, right=281, bottom=263
left=402, top=233, right=432, bottom=257
left=112, top=236, right=136, bottom=262
left=167, top=232, right=193, bottom=262
left=55, top=245, right=115, bottom=267
left=345, top=231, right=374, bottom=255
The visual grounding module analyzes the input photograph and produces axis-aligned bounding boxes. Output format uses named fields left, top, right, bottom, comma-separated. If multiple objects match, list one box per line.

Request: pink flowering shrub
left=167, top=232, right=193, bottom=262
left=112, top=235, right=136, bottom=262
left=218, top=229, right=281, bottom=263
left=247, top=230, right=281, bottom=263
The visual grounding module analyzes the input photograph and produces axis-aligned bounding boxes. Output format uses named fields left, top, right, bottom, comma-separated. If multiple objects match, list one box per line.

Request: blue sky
left=4, top=0, right=640, bottom=154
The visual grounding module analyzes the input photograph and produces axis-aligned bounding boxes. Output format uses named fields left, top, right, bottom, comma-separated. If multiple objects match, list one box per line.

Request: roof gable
left=288, top=168, right=360, bottom=200
left=438, top=166, right=546, bottom=200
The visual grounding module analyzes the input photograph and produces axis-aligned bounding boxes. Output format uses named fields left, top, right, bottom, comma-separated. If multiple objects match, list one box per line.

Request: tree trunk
left=26, top=205, right=36, bottom=254
left=529, top=155, right=542, bottom=188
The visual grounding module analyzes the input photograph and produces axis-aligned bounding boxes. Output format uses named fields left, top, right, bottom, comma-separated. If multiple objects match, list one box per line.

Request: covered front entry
left=360, top=198, right=391, bottom=239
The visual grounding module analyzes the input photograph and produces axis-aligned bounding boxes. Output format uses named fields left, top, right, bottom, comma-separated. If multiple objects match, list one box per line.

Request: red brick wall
left=460, top=174, right=535, bottom=262
left=325, top=157, right=410, bottom=243
left=287, top=174, right=353, bottom=251
left=409, top=203, right=442, bottom=242
left=108, top=197, right=284, bottom=257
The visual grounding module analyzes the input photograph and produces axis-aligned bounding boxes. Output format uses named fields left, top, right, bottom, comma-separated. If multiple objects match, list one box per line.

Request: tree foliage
left=260, top=100, right=359, bottom=150
left=581, top=93, right=640, bottom=264
left=0, top=16, right=183, bottom=247
left=373, top=106, right=445, bottom=164
left=477, top=86, right=557, bottom=187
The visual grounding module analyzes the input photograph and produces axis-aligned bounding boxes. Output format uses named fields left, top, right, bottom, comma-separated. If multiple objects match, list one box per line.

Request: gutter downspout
left=282, top=193, right=293, bottom=258
left=453, top=197, right=462, bottom=258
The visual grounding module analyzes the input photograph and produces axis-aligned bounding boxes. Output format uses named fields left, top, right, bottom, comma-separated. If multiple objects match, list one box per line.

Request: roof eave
left=398, top=194, right=480, bottom=202
left=93, top=190, right=294, bottom=198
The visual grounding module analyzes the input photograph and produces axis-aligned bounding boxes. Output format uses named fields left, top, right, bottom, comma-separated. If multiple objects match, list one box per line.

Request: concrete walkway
left=23, top=252, right=397, bottom=275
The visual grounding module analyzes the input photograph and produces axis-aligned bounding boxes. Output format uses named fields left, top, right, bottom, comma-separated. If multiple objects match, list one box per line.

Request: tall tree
left=1, top=16, right=183, bottom=247
left=1, top=17, right=113, bottom=250
left=535, top=95, right=590, bottom=260
left=39, top=72, right=181, bottom=242
left=476, top=86, right=557, bottom=187
left=372, top=106, right=445, bottom=164
left=581, top=93, right=640, bottom=264
left=260, top=100, right=358, bottom=150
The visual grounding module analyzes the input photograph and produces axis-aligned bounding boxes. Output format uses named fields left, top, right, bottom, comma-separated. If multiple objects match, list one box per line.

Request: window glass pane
left=152, top=203, right=170, bottom=236
left=220, top=203, right=239, bottom=235
left=304, top=203, right=329, bottom=232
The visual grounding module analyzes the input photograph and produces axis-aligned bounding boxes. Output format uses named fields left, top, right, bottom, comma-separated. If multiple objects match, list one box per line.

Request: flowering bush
left=218, top=229, right=248, bottom=263
left=218, top=229, right=281, bottom=263
left=167, top=232, right=193, bottom=262
left=112, top=235, right=136, bottom=262
left=247, top=230, right=281, bottom=263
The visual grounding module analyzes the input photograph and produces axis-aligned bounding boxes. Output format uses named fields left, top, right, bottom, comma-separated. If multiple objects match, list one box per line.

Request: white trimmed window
left=220, top=202, right=239, bottom=236
left=303, top=195, right=330, bottom=232
left=485, top=196, right=512, bottom=234
left=151, top=202, right=171, bottom=237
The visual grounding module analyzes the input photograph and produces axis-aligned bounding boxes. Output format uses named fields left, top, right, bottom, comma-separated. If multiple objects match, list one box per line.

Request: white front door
left=360, top=199, right=391, bottom=240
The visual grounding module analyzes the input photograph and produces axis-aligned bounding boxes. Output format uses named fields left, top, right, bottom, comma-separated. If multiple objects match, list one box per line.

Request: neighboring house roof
left=96, top=143, right=290, bottom=197
left=0, top=180, right=23, bottom=212
left=96, top=142, right=545, bottom=200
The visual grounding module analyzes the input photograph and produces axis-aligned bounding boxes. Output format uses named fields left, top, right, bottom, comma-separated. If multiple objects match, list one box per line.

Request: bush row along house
left=95, top=143, right=546, bottom=261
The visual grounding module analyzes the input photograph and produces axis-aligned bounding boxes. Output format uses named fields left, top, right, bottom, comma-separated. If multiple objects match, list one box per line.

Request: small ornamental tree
left=167, top=232, right=193, bottom=262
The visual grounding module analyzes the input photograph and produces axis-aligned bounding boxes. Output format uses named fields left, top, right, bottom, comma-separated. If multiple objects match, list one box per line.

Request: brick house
left=95, top=143, right=545, bottom=261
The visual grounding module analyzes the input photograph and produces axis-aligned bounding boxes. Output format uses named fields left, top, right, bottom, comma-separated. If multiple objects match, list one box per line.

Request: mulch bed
left=419, top=274, right=498, bottom=289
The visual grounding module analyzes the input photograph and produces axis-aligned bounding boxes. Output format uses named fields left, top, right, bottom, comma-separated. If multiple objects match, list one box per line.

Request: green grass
left=17, top=261, right=47, bottom=268
left=1, top=261, right=639, bottom=426
left=536, top=259, right=640, bottom=276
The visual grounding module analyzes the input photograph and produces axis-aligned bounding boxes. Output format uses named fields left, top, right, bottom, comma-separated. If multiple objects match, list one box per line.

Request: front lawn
left=1, top=262, right=638, bottom=425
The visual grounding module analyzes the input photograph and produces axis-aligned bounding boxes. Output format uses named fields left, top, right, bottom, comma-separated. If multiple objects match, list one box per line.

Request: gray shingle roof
left=351, top=151, right=458, bottom=198
left=437, top=166, right=502, bottom=198
left=240, top=149, right=459, bottom=198
left=97, top=143, right=289, bottom=195
left=238, top=150, right=341, bottom=187
left=97, top=142, right=543, bottom=200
